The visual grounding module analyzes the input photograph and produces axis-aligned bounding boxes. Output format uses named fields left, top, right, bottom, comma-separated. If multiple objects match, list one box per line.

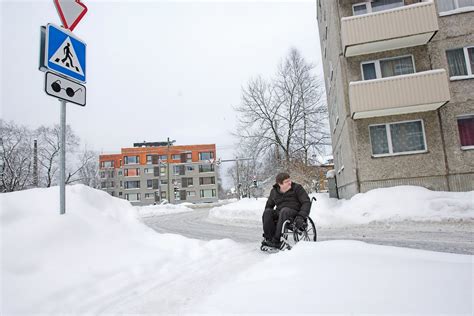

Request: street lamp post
left=166, top=137, right=176, bottom=203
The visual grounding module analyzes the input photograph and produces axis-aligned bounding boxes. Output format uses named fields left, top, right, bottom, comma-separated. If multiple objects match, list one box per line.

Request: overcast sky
left=1, top=0, right=323, bottom=185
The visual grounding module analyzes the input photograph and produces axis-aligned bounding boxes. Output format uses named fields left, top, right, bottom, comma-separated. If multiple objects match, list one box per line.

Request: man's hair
left=275, top=172, right=290, bottom=184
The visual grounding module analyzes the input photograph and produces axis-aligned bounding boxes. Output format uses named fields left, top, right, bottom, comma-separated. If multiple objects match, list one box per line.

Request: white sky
left=1, top=0, right=323, bottom=179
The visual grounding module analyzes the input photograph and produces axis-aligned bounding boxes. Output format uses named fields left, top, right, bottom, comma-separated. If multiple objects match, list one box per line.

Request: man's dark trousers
left=262, top=207, right=299, bottom=242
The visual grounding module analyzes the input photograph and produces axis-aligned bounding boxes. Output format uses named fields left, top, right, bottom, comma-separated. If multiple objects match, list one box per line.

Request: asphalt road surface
left=142, top=208, right=474, bottom=255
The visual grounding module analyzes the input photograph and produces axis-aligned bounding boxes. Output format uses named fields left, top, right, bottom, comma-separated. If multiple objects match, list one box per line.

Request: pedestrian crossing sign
left=45, top=23, right=86, bottom=83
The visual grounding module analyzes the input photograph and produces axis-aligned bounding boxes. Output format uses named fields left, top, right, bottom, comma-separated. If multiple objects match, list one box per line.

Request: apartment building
left=99, top=142, right=218, bottom=205
left=317, top=0, right=473, bottom=198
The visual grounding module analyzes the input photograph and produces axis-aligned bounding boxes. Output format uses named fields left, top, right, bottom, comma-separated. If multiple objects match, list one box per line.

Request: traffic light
left=174, top=186, right=179, bottom=193
left=253, top=179, right=257, bottom=187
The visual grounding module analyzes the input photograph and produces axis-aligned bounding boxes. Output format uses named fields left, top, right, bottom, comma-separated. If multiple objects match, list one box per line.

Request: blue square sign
left=45, top=23, right=86, bottom=83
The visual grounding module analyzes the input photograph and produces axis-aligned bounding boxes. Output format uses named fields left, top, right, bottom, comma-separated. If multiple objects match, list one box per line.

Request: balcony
left=341, top=1, right=439, bottom=57
left=349, top=69, right=450, bottom=119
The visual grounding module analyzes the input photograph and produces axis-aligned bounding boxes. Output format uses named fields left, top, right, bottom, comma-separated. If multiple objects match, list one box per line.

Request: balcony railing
left=341, top=1, right=439, bottom=57
left=349, top=69, right=450, bottom=119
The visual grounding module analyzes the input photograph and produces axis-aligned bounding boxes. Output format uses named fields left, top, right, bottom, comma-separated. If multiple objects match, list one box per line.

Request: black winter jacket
left=264, top=182, right=311, bottom=217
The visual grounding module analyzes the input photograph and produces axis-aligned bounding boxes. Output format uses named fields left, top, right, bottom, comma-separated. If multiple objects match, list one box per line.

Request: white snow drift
left=1, top=185, right=472, bottom=314
left=209, top=186, right=474, bottom=226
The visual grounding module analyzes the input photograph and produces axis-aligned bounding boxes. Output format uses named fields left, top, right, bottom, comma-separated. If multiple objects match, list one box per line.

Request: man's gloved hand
left=294, top=216, right=306, bottom=231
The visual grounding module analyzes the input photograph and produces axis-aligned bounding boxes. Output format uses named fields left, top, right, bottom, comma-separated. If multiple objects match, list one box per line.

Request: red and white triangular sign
left=53, top=0, right=88, bottom=32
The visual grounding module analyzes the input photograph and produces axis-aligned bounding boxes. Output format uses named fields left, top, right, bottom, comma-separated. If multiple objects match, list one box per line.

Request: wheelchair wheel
left=294, top=217, right=317, bottom=242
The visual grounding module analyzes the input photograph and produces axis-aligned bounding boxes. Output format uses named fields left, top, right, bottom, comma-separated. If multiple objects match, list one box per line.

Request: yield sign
left=53, top=0, right=88, bottom=31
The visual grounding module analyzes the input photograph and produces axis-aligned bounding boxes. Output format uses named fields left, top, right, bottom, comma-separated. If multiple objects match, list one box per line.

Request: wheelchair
left=279, top=198, right=317, bottom=250
left=261, top=197, right=318, bottom=252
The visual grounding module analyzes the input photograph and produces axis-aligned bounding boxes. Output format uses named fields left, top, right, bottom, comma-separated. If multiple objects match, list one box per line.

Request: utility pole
left=235, top=157, right=240, bottom=199
left=166, top=137, right=176, bottom=203
left=33, top=139, right=38, bottom=187
left=218, top=157, right=253, bottom=200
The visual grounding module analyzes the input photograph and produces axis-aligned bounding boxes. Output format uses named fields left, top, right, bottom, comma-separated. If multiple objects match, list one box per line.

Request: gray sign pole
left=60, top=100, right=66, bottom=214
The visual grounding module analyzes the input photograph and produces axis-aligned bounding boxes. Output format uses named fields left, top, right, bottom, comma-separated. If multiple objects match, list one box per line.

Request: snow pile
left=315, top=186, right=474, bottom=226
left=208, top=186, right=474, bottom=226
left=193, top=241, right=472, bottom=314
left=136, top=203, right=194, bottom=218
left=208, top=197, right=267, bottom=224
left=0, top=185, right=256, bottom=314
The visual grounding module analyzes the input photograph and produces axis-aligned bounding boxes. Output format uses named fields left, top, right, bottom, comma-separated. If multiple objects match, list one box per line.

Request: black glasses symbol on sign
left=51, top=80, right=83, bottom=97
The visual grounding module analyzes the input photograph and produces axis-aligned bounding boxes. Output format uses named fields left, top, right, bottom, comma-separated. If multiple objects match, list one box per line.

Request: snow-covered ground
left=1, top=185, right=473, bottom=314
left=209, top=186, right=474, bottom=226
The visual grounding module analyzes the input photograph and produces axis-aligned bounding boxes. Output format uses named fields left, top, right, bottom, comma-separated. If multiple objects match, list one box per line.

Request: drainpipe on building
left=437, top=109, right=451, bottom=191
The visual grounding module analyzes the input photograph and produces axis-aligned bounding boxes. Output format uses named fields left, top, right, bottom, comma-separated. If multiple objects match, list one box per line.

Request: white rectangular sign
left=45, top=71, right=86, bottom=106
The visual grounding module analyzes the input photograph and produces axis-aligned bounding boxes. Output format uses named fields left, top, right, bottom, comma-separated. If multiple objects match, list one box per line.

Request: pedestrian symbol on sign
left=49, top=36, right=84, bottom=76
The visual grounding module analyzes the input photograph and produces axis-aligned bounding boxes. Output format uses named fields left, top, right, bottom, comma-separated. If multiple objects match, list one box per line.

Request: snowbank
left=136, top=203, right=194, bottom=218
left=208, top=186, right=474, bottom=226
left=208, top=197, right=267, bottom=224
left=315, top=186, right=474, bottom=226
left=193, top=241, right=472, bottom=314
left=0, top=185, right=254, bottom=314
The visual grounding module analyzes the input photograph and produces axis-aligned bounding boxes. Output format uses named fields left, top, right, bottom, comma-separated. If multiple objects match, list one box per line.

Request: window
left=437, top=0, right=474, bottom=13
left=186, top=165, right=194, bottom=172
left=199, top=164, right=214, bottom=173
left=101, top=182, right=106, bottom=189
left=199, top=177, right=215, bottom=185
left=144, top=168, right=152, bottom=174
left=457, top=115, right=474, bottom=148
left=369, top=120, right=427, bottom=156
left=160, top=179, right=168, bottom=185
left=118, top=171, right=122, bottom=176
left=124, top=156, right=140, bottom=165
left=173, top=165, right=185, bottom=175
left=352, top=0, right=404, bottom=15
left=145, top=193, right=153, bottom=199
left=109, top=181, right=115, bottom=188
left=110, top=191, right=115, bottom=197
left=362, top=56, right=415, bottom=80
left=159, top=155, right=167, bottom=161
left=182, top=177, right=193, bottom=188
left=125, top=193, right=140, bottom=201
left=200, top=189, right=216, bottom=198
left=120, top=181, right=123, bottom=188
left=100, top=171, right=106, bottom=178
left=101, top=160, right=114, bottom=168
left=185, top=152, right=192, bottom=162
left=198, top=151, right=214, bottom=161
left=446, top=47, right=474, bottom=79
left=119, top=192, right=123, bottom=197
left=171, top=154, right=181, bottom=160
left=187, top=191, right=196, bottom=197
left=146, top=155, right=152, bottom=164
left=124, top=180, right=140, bottom=189
left=147, top=179, right=153, bottom=189
left=161, top=191, right=167, bottom=199
left=124, top=168, right=140, bottom=177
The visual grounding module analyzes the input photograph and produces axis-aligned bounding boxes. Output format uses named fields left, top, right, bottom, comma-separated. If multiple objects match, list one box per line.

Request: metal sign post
left=60, top=100, right=66, bottom=215
left=39, top=1, right=88, bottom=215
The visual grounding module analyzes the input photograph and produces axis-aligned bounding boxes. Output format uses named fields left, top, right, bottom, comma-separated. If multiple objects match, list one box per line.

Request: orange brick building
left=99, top=142, right=218, bottom=205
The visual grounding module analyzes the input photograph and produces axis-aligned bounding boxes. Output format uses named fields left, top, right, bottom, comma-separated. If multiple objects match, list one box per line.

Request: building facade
left=99, top=142, right=218, bottom=205
left=317, top=0, right=474, bottom=198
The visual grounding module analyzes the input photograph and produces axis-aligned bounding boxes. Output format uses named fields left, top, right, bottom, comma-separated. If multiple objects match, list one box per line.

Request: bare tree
left=35, top=125, right=79, bottom=187
left=235, top=48, right=329, bottom=170
left=66, top=148, right=99, bottom=186
left=0, top=120, right=34, bottom=192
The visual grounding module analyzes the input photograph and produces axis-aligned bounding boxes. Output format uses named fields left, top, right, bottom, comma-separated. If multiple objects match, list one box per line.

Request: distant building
left=99, top=142, right=218, bottom=205
left=317, top=0, right=474, bottom=198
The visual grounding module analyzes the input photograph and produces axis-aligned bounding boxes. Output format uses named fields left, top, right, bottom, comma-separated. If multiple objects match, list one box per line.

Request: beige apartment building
left=317, top=0, right=473, bottom=198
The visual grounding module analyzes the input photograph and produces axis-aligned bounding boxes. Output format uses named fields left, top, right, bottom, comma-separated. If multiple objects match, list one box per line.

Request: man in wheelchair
left=261, top=172, right=311, bottom=250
